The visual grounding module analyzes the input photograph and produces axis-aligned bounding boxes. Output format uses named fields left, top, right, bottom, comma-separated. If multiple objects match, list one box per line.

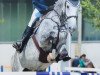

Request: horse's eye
left=67, top=5, right=69, bottom=8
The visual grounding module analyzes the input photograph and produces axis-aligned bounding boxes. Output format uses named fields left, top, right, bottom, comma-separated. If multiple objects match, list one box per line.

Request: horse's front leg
left=59, top=44, right=68, bottom=58
left=57, top=30, right=72, bottom=61
left=55, top=44, right=71, bottom=62
left=47, top=49, right=57, bottom=63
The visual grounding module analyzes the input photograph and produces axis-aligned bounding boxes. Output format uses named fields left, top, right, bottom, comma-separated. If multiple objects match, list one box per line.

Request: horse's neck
left=46, top=10, right=60, bottom=22
left=54, top=0, right=64, bottom=16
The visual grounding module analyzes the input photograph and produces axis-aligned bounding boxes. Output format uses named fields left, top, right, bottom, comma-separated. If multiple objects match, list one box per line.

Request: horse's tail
left=11, top=51, right=23, bottom=72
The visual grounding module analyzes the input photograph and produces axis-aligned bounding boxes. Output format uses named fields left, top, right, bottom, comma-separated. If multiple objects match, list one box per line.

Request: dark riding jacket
left=32, top=0, right=57, bottom=11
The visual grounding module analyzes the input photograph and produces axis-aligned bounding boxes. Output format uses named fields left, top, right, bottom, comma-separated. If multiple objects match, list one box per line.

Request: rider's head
left=80, top=54, right=86, bottom=60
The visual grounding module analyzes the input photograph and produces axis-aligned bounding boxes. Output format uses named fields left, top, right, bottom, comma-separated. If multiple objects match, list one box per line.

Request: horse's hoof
left=23, top=68, right=31, bottom=71
left=63, top=57, right=71, bottom=61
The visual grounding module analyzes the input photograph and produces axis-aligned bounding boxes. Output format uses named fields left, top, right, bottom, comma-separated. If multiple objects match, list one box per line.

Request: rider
left=13, top=0, right=57, bottom=53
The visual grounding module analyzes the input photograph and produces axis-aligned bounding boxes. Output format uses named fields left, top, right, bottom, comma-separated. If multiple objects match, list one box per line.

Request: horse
left=11, top=0, right=80, bottom=72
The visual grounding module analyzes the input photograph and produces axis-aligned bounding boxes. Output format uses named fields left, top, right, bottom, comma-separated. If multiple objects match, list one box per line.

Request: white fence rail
left=65, top=67, right=100, bottom=72
left=0, top=65, right=100, bottom=75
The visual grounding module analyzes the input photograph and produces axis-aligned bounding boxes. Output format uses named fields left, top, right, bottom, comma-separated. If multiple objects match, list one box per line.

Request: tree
left=81, top=0, right=100, bottom=28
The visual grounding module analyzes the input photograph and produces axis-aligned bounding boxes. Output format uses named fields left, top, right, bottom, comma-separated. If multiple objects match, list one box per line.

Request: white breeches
left=28, top=8, right=42, bottom=27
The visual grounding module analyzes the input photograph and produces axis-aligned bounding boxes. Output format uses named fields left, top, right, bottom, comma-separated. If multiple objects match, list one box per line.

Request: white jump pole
left=65, top=67, right=100, bottom=72
left=67, top=30, right=72, bottom=68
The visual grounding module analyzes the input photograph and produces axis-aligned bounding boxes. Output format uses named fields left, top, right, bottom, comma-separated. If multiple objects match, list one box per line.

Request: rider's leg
left=13, top=8, right=42, bottom=53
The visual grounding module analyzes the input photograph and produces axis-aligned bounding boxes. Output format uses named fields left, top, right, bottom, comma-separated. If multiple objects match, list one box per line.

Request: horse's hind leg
left=11, top=52, right=23, bottom=72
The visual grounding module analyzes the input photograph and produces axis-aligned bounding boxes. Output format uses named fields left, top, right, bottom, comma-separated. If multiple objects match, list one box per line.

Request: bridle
left=53, top=0, right=79, bottom=28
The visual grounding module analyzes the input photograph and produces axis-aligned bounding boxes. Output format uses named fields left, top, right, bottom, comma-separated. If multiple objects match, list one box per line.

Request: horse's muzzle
left=59, top=49, right=68, bottom=59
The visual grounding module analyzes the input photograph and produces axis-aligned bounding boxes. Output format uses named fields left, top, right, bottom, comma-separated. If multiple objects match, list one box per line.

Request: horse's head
left=54, top=0, right=80, bottom=32
left=64, top=0, right=80, bottom=32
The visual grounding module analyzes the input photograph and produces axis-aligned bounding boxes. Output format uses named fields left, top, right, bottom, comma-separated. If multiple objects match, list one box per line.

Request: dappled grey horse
left=11, top=0, right=80, bottom=71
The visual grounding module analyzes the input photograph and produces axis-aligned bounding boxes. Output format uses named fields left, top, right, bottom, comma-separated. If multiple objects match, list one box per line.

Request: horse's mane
left=54, top=0, right=63, bottom=7
left=54, top=0, right=65, bottom=15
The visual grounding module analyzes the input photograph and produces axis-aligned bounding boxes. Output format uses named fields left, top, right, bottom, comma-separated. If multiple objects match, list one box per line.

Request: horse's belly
left=26, top=60, right=51, bottom=71
left=21, top=59, right=51, bottom=71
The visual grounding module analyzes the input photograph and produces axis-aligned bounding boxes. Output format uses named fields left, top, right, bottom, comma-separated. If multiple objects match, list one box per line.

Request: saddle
left=33, top=11, right=51, bottom=35
left=35, top=15, right=46, bottom=27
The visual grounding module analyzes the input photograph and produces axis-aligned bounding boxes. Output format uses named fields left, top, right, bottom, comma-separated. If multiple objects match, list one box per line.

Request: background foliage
left=81, top=0, right=100, bottom=28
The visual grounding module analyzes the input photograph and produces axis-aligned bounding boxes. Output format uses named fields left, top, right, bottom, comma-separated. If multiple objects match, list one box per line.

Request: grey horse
left=11, top=0, right=80, bottom=72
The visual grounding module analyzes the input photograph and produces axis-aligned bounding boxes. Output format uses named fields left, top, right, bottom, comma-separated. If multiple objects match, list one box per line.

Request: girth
left=32, top=35, right=49, bottom=63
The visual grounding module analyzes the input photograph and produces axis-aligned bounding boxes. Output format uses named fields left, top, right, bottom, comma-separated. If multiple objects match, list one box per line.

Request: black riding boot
left=13, top=26, right=34, bottom=53
left=13, top=18, right=39, bottom=53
